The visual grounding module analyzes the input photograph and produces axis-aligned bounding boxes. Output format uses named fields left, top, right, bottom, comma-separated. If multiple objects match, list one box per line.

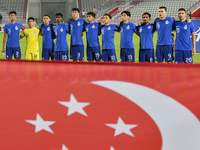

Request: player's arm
left=19, top=30, right=25, bottom=40
left=135, top=25, right=140, bottom=37
left=192, top=32, right=196, bottom=55
left=1, top=33, right=7, bottom=53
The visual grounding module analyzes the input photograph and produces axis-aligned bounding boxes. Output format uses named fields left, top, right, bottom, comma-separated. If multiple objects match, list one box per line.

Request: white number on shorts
left=186, top=57, right=192, bottom=63
left=168, top=53, right=172, bottom=61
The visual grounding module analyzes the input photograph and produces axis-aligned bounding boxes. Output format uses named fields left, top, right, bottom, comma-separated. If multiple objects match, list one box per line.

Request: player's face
left=121, top=13, right=129, bottom=22
left=87, top=15, right=94, bottom=23
left=10, top=13, right=17, bottom=21
left=43, top=16, right=51, bottom=25
left=178, top=11, right=186, bottom=21
left=142, top=14, right=150, bottom=24
left=159, top=9, right=167, bottom=19
left=28, top=19, right=35, bottom=28
left=56, top=16, right=62, bottom=23
left=103, top=15, right=111, bottom=24
left=72, top=11, right=79, bottom=19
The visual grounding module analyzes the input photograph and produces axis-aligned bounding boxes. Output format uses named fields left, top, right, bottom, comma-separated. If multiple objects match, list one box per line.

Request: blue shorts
left=70, top=45, right=84, bottom=60
left=55, top=51, right=68, bottom=61
left=175, top=50, right=193, bottom=63
left=6, top=47, right=21, bottom=59
left=87, top=46, right=101, bottom=61
left=42, top=48, right=54, bottom=60
left=139, top=49, right=155, bottom=62
left=102, top=49, right=117, bottom=62
left=156, top=45, right=173, bottom=62
left=121, top=48, right=135, bottom=62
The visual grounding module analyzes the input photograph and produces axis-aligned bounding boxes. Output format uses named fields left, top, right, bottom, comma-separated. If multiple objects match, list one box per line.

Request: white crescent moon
left=92, top=81, right=200, bottom=150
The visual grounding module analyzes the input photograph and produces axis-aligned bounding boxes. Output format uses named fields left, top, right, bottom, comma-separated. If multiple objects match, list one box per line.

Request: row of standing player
left=2, top=7, right=196, bottom=63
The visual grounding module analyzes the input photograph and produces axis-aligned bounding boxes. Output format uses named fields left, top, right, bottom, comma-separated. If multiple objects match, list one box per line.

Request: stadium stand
left=0, top=0, right=28, bottom=24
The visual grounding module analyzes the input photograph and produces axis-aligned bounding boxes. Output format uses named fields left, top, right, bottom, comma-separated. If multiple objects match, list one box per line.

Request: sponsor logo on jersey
left=157, top=23, right=160, bottom=29
left=120, top=28, right=123, bottom=33
left=139, top=27, right=142, bottom=33
left=101, top=29, right=104, bottom=34
left=86, top=27, right=89, bottom=32
left=176, top=26, right=180, bottom=33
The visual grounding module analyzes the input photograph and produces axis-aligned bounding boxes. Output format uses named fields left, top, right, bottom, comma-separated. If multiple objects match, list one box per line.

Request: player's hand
left=192, top=48, right=196, bottom=55
left=1, top=49, right=5, bottom=53
left=172, top=17, right=176, bottom=21
left=113, top=34, right=115, bottom=37
left=80, top=32, right=83, bottom=37
left=138, top=22, right=142, bottom=26
left=186, top=15, right=191, bottom=23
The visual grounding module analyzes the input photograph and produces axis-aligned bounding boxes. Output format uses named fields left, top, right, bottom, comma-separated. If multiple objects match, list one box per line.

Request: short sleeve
left=190, top=22, right=195, bottom=33
left=132, top=24, right=137, bottom=32
left=4, top=25, right=7, bottom=34
left=114, top=24, right=119, bottom=31
left=19, top=23, right=23, bottom=29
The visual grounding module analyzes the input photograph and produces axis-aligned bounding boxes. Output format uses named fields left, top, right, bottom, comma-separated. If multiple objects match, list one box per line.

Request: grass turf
left=0, top=32, right=200, bottom=63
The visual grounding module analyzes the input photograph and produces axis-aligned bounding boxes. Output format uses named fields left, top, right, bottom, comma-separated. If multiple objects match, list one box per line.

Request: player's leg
left=139, top=49, right=146, bottom=62
left=163, top=45, right=173, bottom=62
left=76, top=45, right=84, bottom=61
left=25, top=52, right=33, bottom=60
left=108, top=49, right=117, bottom=62
left=13, top=47, right=21, bottom=59
left=92, top=46, right=101, bottom=61
left=32, top=51, right=40, bottom=61
left=5, top=47, right=13, bottom=59
left=54, top=51, right=60, bottom=61
left=174, top=50, right=183, bottom=63
left=102, top=49, right=109, bottom=62
left=121, top=48, right=126, bottom=62
left=70, top=45, right=76, bottom=61
left=183, top=51, right=193, bottom=64
left=125, top=48, right=135, bottom=62
left=42, top=48, right=49, bottom=60
left=146, top=49, right=155, bottom=63
left=61, top=51, right=68, bottom=61
left=87, top=47, right=94, bottom=61
left=155, top=45, right=164, bottom=62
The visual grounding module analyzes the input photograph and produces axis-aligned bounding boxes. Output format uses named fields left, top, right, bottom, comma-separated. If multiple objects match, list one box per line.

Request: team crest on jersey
left=139, top=27, right=142, bottom=33
left=108, top=26, right=111, bottom=30
left=157, top=23, right=160, bottom=29
left=60, top=28, right=63, bottom=32
left=184, top=25, right=188, bottom=30
left=127, top=25, right=130, bottom=30
left=92, top=25, right=95, bottom=28
left=148, top=26, right=151, bottom=29
left=77, top=22, right=81, bottom=26
left=165, top=20, right=169, bottom=24
left=15, top=26, right=18, bottom=30
left=33, top=30, right=36, bottom=34
left=47, top=27, right=50, bottom=31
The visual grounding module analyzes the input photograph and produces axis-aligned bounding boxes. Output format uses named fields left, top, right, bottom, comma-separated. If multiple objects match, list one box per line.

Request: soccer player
left=119, top=10, right=136, bottom=62
left=20, top=17, right=41, bottom=60
left=84, top=12, right=101, bottom=61
left=154, top=6, right=174, bottom=62
left=174, top=8, right=196, bottom=63
left=100, top=13, right=118, bottom=62
left=40, top=15, right=56, bottom=60
left=2, top=11, right=25, bottom=59
left=136, top=12, right=156, bottom=62
left=69, top=8, right=87, bottom=61
left=53, top=13, right=69, bottom=61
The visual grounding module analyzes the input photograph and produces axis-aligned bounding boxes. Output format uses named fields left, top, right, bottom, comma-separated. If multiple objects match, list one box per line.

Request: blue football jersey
left=100, top=24, right=119, bottom=49
left=41, top=24, right=53, bottom=49
left=137, top=23, right=155, bottom=49
left=69, top=18, right=87, bottom=45
left=174, top=21, right=195, bottom=51
left=84, top=22, right=100, bottom=47
left=4, top=22, right=24, bottom=48
left=154, top=17, right=174, bottom=45
left=120, top=22, right=136, bottom=48
left=53, top=23, right=69, bottom=51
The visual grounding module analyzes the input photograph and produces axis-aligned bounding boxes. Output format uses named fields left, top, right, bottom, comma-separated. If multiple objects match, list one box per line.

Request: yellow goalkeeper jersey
left=21, top=27, right=41, bottom=53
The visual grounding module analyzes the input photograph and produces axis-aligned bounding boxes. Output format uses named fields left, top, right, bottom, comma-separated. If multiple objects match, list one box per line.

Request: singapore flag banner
left=0, top=60, right=200, bottom=150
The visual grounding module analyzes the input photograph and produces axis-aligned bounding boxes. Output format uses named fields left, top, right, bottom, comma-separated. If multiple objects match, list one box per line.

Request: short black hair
left=178, top=8, right=186, bottom=12
left=9, top=11, right=17, bottom=15
left=28, top=17, right=34, bottom=22
left=55, top=13, right=63, bottom=18
left=159, top=6, right=167, bottom=12
left=171, top=33, right=174, bottom=37
left=87, top=12, right=96, bottom=18
left=104, top=13, right=112, bottom=19
left=142, top=12, right=151, bottom=18
left=121, top=10, right=131, bottom=17
left=44, top=14, right=51, bottom=19
left=72, top=8, right=80, bottom=13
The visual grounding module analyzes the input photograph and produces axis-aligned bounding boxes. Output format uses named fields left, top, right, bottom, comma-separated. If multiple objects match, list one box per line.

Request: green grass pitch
left=0, top=32, right=200, bottom=63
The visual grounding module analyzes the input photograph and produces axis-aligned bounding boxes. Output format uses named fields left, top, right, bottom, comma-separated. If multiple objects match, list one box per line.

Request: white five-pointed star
left=58, top=94, right=90, bottom=116
left=26, top=113, right=55, bottom=134
left=62, top=144, right=68, bottom=150
left=110, top=146, right=115, bottom=150
left=106, top=117, right=138, bottom=137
